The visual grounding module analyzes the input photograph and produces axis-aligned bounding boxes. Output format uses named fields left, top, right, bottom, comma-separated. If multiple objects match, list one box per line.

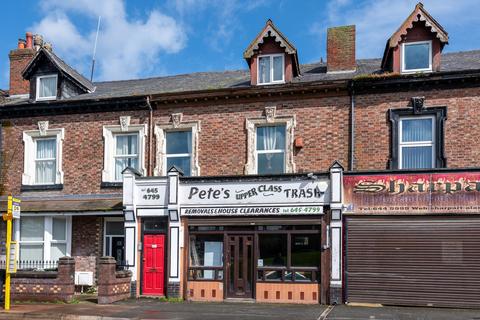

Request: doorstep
left=224, top=298, right=256, bottom=303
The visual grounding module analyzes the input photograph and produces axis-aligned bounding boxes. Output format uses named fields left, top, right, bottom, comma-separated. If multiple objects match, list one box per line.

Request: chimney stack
left=327, top=25, right=356, bottom=73
left=8, top=32, right=36, bottom=96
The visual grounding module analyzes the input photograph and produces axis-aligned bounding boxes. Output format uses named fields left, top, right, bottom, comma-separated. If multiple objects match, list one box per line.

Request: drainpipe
left=146, top=96, right=154, bottom=176
left=349, top=81, right=355, bottom=171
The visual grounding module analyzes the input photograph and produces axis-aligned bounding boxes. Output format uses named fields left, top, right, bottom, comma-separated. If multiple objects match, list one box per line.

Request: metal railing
left=0, top=260, right=58, bottom=271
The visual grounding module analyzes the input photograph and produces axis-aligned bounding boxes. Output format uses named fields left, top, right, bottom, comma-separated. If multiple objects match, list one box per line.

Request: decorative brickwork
left=9, top=256, right=75, bottom=302
left=97, top=256, right=132, bottom=304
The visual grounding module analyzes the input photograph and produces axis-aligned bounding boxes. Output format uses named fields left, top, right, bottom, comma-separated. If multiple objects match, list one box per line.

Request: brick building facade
left=0, top=2, right=480, bottom=306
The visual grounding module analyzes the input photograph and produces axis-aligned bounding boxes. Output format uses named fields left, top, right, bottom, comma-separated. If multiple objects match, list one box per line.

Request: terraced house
left=1, top=2, right=480, bottom=307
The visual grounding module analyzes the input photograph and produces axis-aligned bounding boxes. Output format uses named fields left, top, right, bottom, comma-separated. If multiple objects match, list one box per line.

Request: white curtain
left=401, top=119, right=433, bottom=169
left=40, top=77, right=57, bottom=97
left=186, top=131, right=192, bottom=154
left=259, top=57, right=270, bottom=83
left=115, top=135, right=138, bottom=180
left=263, top=126, right=277, bottom=160
left=35, top=139, right=56, bottom=184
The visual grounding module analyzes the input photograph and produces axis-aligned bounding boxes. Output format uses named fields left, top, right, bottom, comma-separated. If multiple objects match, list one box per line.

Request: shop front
left=181, top=164, right=343, bottom=304
left=343, top=170, right=480, bottom=308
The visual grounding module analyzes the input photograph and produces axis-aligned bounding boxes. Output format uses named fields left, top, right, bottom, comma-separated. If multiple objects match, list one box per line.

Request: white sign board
left=12, top=199, right=21, bottom=219
left=134, top=180, right=168, bottom=207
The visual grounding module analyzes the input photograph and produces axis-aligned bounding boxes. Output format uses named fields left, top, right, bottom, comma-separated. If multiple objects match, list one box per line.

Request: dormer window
left=401, top=41, right=432, bottom=73
left=258, top=54, right=284, bottom=85
left=36, top=74, right=58, bottom=101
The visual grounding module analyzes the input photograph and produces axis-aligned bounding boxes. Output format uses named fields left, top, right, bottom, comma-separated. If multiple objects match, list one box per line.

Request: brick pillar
left=57, top=256, right=75, bottom=301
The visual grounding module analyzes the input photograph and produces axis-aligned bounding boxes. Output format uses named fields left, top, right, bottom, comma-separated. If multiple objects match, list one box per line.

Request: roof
left=22, top=48, right=95, bottom=92
left=2, top=50, right=480, bottom=107
left=381, top=2, right=449, bottom=69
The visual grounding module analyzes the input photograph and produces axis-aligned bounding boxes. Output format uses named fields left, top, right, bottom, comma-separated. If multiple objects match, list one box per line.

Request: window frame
left=34, top=137, right=57, bottom=185
left=22, top=127, right=64, bottom=187
left=257, top=54, right=285, bottom=85
left=389, top=105, right=447, bottom=170
left=36, top=74, right=58, bottom=101
left=255, top=125, right=287, bottom=175
left=102, top=124, right=147, bottom=183
left=103, top=217, right=125, bottom=257
left=113, top=132, right=140, bottom=181
left=398, top=115, right=436, bottom=169
left=165, top=130, right=193, bottom=176
left=401, top=40, right=432, bottom=74
left=14, top=215, right=72, bottom=263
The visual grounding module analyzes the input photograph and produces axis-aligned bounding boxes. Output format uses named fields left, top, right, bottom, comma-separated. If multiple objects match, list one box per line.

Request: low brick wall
left=97, top=256, right=132, bottom=304
left=10, top=257, right=75, bottom=302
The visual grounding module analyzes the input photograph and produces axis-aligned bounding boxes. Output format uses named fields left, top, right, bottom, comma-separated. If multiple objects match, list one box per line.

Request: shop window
left=291, top=234, right=320, bottom=267
left=166, top=131, right=192, bottom=176
left=389, top=101, right=446, bottom=169
left=16, top=216, right=72, bottom=267
left=256, top=125, right=286, bottom=174
left=401, top=41, right=432, bottom=73
left=102, top=119, right=147, bottom=183
left=36, top=74, right=58, bottom=101
left=258, top=54, right=285, bottom=85
left=104, top=218, right=125, bottom=265
left=189, top=234, right=224, bottom=280
left=22, top=122, right=64, bottom=187
left=258, top=234, right=287, bottom=267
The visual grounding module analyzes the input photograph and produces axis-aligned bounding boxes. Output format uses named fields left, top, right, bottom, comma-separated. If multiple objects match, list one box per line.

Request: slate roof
left=3, top=49, right=480, bottom=106
left=23, top=48, right=95, bottom=92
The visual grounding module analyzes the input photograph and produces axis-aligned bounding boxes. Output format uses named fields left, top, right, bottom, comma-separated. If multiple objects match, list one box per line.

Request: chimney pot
left=26, top=32, right=33, bottom=49
left=327, top=25, right=356, bottom=73
left=17, top=39, right=26, bottom=49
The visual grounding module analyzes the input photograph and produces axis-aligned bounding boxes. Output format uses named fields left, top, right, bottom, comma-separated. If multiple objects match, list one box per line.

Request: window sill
left=100, top=181, right=123, bottom=188
left=21, top=184, right=63, bottom=191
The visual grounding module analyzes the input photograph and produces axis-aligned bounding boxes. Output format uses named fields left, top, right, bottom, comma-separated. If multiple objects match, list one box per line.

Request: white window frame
left=36, top=74, right=58, bottom=101
left=257, top=54, right=285, bottom=85
left=14, top=215, right=72, bottom=262
left=245, top=112, right=295, bottom=175
left=255, top=125, right=286, bottom=174
left=22, top=128, right=64, bottom=185
left=155, top=121, right=200, bottom=176
left=103, top=217, right=125, bottom=257
left=165, top=131, right=193, bottom=176
left=102, top=124, right=147, bottom=183
left=113, top=132, right=139, bottom=180
left=401, top=40, right=432, bottom=74
left=398, top=115, right=435, bottom=169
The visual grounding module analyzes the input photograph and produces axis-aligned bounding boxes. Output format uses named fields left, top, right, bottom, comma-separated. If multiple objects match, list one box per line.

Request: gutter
left=349, top=81, right=355, bottom=171
left=146, top=96, right=154, bottom=176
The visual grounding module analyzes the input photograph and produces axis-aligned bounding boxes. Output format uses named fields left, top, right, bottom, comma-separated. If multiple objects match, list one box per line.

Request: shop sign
left=181, top=205, right=323, bottom=216
left=179, top=179, right=329, bottom=207
left=134, top=181, right=168, bottom=207
left=344, top=172, right=480, bottom=214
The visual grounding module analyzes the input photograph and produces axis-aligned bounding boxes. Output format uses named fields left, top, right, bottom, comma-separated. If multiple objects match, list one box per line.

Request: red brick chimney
left=8, top=32, right=35, bottom=96
left=327, top=25, right=356, bottom=73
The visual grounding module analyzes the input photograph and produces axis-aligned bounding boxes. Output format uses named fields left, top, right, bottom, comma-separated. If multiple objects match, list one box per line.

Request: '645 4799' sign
left=135, top=182, right=168, bottom=207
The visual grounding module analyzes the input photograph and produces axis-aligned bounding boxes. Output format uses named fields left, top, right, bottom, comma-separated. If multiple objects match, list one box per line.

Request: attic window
left=258, top=54, right=284, bottom=84
left=401, top=41, right=432, bottom=73
left=36, top=74, right=58, bottom=101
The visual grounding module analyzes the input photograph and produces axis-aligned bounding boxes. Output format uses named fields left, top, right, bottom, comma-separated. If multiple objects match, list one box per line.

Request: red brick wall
left=72, top=216, right=104, bottom=278
left=353, top=87, right=480, bottom=170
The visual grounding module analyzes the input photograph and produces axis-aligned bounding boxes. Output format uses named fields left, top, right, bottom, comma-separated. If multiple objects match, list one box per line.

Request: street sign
left=11, top=198, right=21, bottom=219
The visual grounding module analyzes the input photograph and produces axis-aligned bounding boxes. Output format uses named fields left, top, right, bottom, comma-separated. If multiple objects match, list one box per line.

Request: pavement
left=0, top=298, right=478, bottom=320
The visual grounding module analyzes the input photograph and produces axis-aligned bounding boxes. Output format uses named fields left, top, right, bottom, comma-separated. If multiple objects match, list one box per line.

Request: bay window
left=16, top=216, right=71, bottom=267
left=258, top=54, right=284, bottom=84
left=256, top=125, right=286, bottom=174
left=166, top=131, right=192, bottom=176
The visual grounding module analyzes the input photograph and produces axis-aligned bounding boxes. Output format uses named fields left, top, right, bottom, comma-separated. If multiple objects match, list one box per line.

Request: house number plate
left=151, top=244, right=157, bottom=248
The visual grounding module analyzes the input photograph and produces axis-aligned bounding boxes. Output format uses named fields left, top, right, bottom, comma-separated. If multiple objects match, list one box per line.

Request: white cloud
left=318, top=0, right=480, bottom=58
left=31, top=0, right=186, bottom=81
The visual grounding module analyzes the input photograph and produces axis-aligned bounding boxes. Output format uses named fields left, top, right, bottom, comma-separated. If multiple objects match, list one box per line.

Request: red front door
left=142, top=234, right=165, bottom=295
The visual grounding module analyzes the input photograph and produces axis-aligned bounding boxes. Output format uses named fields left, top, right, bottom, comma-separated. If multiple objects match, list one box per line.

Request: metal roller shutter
left=346, top=216, right=480, bottom=308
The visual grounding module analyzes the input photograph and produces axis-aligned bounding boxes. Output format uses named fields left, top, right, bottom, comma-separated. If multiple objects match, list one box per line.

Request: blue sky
left=1, top=0, right=480, bottom=89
